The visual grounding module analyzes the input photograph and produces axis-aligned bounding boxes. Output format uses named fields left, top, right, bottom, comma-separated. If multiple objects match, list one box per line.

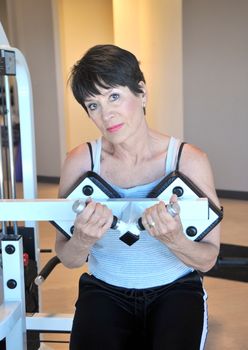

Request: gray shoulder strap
left=165, top=137, right=181, bottom=173
left=175, top=142, right=187, bottom=171
left=89, top=138, right=102, bottom=174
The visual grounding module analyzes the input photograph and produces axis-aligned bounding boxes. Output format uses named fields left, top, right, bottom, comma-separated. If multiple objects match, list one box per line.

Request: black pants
left=70, top=272, right=207, bottom=350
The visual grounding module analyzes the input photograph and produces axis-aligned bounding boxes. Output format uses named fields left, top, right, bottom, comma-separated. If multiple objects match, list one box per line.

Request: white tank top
left=88, top=137, right=193, bottom=288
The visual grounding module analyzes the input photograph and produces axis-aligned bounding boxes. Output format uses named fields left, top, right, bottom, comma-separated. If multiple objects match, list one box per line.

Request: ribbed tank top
left=88, top=137, right=193, bottom=288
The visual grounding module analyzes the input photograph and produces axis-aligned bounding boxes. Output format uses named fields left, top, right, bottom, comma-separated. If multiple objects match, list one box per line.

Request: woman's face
left=84, top=83, right=147, bottom=143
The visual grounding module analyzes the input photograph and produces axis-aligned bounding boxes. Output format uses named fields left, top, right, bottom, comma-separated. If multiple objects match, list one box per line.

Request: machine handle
left=34, top=256, right=61, bottom=286
left=137, top=202, right=180, bottom=231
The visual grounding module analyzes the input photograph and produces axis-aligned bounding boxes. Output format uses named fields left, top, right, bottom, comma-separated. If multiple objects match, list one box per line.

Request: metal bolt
left=5, top=244, right=15, bottom=254
left=7, top=279, right=17, bottom=289
left=82, top=185, right=94, bottom=196
left=186, top=226, right=198, bottom=237
left=172, top=186, right=184, bottom=197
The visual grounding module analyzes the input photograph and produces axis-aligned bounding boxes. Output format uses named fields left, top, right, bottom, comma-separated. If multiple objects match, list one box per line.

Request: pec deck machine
left=0, top=23, right=223, bottom=350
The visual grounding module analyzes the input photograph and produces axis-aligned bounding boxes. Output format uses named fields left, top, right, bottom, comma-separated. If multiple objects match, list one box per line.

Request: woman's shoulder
left=64, top=142, right=92, bottom=169
left=151, top=131, right=207, bottom=164
left=180, top=142, right=208, bottom=169
left=178, top=142, right=218, bottom=200
left=59, top=142, right=92, bottom=197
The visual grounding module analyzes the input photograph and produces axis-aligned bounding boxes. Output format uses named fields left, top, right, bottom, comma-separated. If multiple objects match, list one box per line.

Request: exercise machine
left=0, top=22, right=69, bottom=350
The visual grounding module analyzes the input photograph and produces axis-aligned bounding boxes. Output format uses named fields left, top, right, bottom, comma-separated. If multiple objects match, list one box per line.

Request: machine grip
left=137, top=202, right=180, bottom=231
left=72, top=199, right=119, bottom=230
left=34, top=256, right=61, bottom=286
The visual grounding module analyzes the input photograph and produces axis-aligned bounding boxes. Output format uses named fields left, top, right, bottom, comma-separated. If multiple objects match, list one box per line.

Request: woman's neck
left=103, top=125, right=164, bottom=165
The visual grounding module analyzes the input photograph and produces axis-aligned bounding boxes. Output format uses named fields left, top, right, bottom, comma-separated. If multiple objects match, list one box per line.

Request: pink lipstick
left=107, top=123, right=124, bottom=133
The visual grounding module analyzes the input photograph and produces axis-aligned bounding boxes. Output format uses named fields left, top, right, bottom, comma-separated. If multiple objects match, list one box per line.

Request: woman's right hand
left=72, top=199, right=113, bottom=247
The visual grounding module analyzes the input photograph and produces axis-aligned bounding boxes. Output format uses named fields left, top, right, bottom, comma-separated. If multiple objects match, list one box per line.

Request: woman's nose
left=101, top=103, right=114, bottom=120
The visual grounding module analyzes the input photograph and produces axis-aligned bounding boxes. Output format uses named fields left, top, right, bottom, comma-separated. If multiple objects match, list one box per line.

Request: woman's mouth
left=106, top=123, right=124, bottom=133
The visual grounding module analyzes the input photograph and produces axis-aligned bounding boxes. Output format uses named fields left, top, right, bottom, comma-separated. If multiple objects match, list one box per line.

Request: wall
left=112, top=0, right=183, bottom=138
left=183, top=0, right=248, bottom=192
left=0, top=0, right=8, bottom=34
left=54, top=0, right=114, bottom=152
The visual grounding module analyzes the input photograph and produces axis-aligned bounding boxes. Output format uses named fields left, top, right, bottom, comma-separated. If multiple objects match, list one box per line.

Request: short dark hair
left=69, top=44, right=145, bottom=113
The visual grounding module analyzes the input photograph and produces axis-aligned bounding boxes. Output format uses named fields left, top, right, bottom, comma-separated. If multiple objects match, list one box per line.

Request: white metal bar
left=15, top=46, right=37, bottom=201
left=26, top=313, right=73, bottom=332
left=1, top=236, right=27, bottom=350
left=0, top=36, right=39, bottom=248
left=0, top=37, right=40, bottom=276
left=0, top=26, right=39, bottom=263
left=13, top=46, right=39, bottom=257
left=0, top=23, right=9, bottom=44
left=0, top=198, right=208, bottom=221
left=0, top=301, right=22, bottom=340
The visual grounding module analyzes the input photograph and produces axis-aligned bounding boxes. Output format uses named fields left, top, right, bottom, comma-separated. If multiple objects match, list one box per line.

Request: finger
left=96, top=207, right=112, bottom=227
left=156, top=201, right=173, bottom=223
left=101, top=214, right=114, bottom=231
left=140, top=215, right=149, bottom=230
left=153, top=202, right=181, bottom=235
left=101, top=204, right=113, bottom=220
left=143, top=207, right=156, bottom=230
left=75, top=200, right=98, bottom=224
left=151, top=203, right=172, bottom=234
left=87, top=203, right=106, bottom=225
left=84, top=204, right=113, bottom=231
left=169, top=194, right=178, bottom=204
left=85, top=210, right=113, bottom=239
left=167, top=203, right=180, bottom=219
left=85, top=197, right=93, bottom=204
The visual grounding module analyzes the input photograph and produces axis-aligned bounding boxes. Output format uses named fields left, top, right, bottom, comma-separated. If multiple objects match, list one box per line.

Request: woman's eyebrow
left=84, top=88, right=114, bottom=102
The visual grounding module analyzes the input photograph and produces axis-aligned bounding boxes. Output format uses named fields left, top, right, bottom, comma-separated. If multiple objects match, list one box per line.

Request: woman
left=55, top=44, right=221, bottom=350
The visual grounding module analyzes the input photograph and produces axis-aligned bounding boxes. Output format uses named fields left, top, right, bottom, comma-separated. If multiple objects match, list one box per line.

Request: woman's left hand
left=141, top=195, right=184, bottom=244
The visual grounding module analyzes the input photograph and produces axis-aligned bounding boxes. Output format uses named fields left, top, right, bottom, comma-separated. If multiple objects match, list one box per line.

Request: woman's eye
left=110, top=93, right=120, bottom=101
left=87, top=103, right=97, bottom=111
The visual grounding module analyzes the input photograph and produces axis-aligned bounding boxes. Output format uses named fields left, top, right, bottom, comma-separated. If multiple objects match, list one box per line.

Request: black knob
left=137, top=217, right=145, bottom=230
left=111, top=216, right=118, bottom=229
left=82, top=185, right=94, bottom=196
left=70, top=226, right=75, bottom=234
left=5, top=245, right=15, bottom=254
left=172, top=186, right=184, bottom=197
left=186, top=226, right=198, bottom=237
left=7, top=279, right=17, bottom=289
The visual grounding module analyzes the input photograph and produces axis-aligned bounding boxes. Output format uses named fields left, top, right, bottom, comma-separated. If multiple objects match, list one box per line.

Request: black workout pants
left=70, top=272, right=207, bottom=350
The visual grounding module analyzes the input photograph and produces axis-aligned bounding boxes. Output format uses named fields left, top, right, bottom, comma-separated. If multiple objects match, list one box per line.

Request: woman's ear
left=139, top=81, right=147, bottom=95
left=138, top=81, right=147, bottom=114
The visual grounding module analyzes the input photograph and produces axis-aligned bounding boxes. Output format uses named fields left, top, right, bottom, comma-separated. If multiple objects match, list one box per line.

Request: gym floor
left=27, top=183, right=248, bottom=349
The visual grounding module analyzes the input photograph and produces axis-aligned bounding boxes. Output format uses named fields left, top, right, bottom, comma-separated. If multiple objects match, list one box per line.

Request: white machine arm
left=0, top=197, right=209, bottom=245
left=0, top=198, right=207, bottom=221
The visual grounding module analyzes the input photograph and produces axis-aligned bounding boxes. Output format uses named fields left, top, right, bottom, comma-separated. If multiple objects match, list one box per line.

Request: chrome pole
left=4, top=73, right=18, bottom=234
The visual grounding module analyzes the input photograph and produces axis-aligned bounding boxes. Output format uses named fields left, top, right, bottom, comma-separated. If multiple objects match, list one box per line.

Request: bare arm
left=55, top=200, right=113, bottom=268
left=142, top=144, right=221, bottom=273
left=55, top=143, right=113, bottom=268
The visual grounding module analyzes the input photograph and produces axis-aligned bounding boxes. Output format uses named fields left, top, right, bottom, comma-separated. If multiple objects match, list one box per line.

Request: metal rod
left=217, top=257, right=248, bottom=267
left=4, top=74, right=18, bottom=234
left=0, top=76, right=6, bottom=233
